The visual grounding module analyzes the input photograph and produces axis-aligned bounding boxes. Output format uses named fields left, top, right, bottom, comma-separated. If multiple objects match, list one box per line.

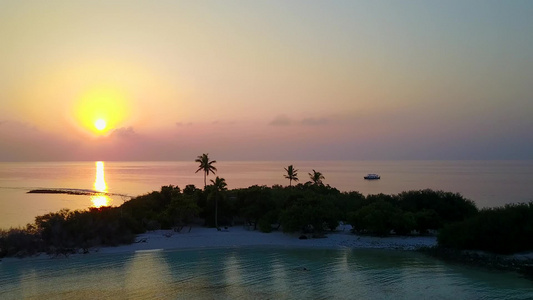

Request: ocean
left=1, top=160, right=532, bottom=229
left=1, top=247, right=532, bottom=299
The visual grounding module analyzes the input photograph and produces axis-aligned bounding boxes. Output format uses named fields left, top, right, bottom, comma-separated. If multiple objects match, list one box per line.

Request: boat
left=364, top=174, right=380, bottom=180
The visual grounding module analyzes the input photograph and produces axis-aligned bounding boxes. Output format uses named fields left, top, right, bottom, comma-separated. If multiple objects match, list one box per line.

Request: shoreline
left=109, top=227, right=533, bottom=280
left=91, top=226, right=438, bottom=255
left=0, top=226, right=438, bottom=262
left=4, top=226, right=533, bottom=280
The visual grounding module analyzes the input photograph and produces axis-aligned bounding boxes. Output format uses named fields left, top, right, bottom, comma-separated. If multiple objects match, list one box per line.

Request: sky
left=1, top=0, right=532, bottom=161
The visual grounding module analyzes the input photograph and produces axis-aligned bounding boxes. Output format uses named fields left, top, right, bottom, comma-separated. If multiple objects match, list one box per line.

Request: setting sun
left=94, top=119, right=107, bottom=131
left=73, top=86, right=129, bottom=135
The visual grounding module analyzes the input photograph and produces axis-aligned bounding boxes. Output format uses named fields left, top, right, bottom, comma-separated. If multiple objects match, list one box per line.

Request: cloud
left=210, top=120, right=237, bottom=125
left=269, top=115, right=292, bottom=126
left=301, top=117, right=329, bottom=126
left=176, top=122, right=193, bottom=127
left=269, top=115, right=332, bottom=126
left=110, top=127, right=137, bottom=139
left=0, top=121, right=42, bottom=139
left=0, top=121, right=80, bottom=161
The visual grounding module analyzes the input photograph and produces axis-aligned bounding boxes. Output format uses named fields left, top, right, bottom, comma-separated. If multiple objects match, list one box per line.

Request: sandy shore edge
left=0, top=226, right=438, bottom=263
left=95, top=226, right=437, bottom=255
left=5, top=227, right=533, bottom=278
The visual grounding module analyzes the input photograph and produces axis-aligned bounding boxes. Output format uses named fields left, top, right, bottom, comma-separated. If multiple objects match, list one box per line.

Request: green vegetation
left=0, top=207, right=135, bottom=258
left=308, top=169, right=325, bottom=186
left=438, top=202, right=533, bottom=254
left=346, top=190, right=477, bottom=236
left=284, top=165, right=299, bottom=187
left=1, top=182, right=482, bottom=258
left=210, top=176, right=227, bottom=229
left=195, top=153, right=217, bottom=188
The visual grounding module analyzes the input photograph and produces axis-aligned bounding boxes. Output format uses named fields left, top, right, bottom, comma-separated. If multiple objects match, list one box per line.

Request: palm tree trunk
left=215, top=194, right=218, bottom=229
left=204, top=171, right=207, bottom=188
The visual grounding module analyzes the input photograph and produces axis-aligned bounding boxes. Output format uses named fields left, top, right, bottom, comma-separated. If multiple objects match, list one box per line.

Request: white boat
left=364, top=174, right=380, bottom=180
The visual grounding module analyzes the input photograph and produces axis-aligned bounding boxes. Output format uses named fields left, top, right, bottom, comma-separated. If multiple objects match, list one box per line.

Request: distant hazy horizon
left=1, top=158, right=532, bottom=163
left=1, top=1, right=532, bottom=161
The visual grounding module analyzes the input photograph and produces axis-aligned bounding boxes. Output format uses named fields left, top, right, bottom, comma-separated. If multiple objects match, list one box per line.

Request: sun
left=74, top=86, right=130, bottom=135
left=94, top=119, right=107, bottom=131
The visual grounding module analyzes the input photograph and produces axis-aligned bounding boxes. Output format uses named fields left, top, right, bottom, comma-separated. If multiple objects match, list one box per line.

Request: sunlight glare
left=91, top=195, right=110, bottom=208
left=94, top=119, right=107, bottom=131
left=95, top=161, right=107, bottom=192
left=93, top=161, right=111, bottom=208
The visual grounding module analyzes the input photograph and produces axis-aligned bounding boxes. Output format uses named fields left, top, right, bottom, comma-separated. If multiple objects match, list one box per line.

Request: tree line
left=0, top=185, right=478, bottom=258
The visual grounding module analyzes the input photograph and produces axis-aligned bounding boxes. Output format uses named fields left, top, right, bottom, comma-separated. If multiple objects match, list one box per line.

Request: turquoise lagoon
left=1, top=247, right=532, bottom=299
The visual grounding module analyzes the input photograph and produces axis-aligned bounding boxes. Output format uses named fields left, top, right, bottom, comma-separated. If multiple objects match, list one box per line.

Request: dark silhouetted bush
left=438, top=202, right=533, bottom=254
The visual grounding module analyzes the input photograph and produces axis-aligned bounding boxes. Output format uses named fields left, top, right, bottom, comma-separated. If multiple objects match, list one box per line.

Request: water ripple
left=1, top=248, right=533, bottom=299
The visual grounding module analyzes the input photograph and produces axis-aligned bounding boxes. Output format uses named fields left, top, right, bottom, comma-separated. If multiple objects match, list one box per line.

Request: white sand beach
left=0, top=226, right=437, bottom=263
left=97, top=226, right=437, bottom=255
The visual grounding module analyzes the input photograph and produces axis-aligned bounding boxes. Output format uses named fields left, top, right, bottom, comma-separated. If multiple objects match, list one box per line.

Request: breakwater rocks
left=28, top=189, right=100, bottom=195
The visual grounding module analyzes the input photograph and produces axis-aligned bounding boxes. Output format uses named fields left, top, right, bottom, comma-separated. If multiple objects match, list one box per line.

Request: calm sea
left=1, top=160, right=532, bottom=229
left=1, top=247, right=532, bottom=299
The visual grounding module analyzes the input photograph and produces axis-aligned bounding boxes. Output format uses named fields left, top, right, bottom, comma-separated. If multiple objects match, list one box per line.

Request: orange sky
left=1, top=1, right=532, bottom=161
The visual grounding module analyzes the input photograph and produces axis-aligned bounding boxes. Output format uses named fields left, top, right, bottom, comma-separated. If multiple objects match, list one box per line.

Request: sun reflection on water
left=92, top=161, right=111, bottom=208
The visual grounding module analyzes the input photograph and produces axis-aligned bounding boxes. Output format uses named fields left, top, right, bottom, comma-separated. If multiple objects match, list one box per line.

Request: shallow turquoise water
left=1, top=247, right=532, bottom=299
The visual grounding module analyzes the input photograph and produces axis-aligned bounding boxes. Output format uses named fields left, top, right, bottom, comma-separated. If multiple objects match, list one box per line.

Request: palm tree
left=195, top=153, right=217, bottom=189
left=309, top=169, right=325, bottom=185
left=284, top=165, right=299, bottom=187
left=210, top=176, right=227, bottom=229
